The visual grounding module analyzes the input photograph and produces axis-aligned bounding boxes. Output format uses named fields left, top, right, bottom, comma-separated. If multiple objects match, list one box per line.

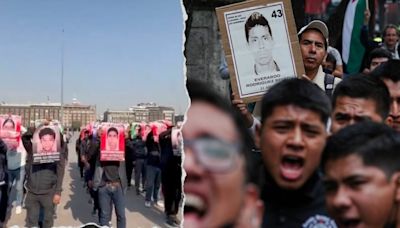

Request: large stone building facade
left=103, top=103, right=175, bottom=124
left=63, top=104, right=97, bottom=129
left=0, top=102, right=96, bottom=129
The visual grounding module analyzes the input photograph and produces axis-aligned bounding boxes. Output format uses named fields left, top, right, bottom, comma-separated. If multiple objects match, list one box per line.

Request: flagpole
left=61, top=28, right=64, bottom=126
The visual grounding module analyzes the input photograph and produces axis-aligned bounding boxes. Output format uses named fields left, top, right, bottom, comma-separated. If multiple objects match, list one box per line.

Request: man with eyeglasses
left=183, top=79, right=263, bottom=228
left=255, top=78, right=336, bottom=227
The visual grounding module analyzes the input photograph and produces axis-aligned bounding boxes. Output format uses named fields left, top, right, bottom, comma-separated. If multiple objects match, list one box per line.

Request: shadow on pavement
left=64, top=161, right=167, bottom=227
left=62, top=162, right=97, bottom=225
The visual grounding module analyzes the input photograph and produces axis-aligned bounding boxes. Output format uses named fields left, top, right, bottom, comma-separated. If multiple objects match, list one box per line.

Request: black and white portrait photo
left=222, top=1, right=298, bottom=99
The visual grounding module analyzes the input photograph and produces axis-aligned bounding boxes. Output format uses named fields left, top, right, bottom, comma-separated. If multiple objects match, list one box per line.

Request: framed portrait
left=32, top=125, right=61, bottom=164
left=0, top=115, right=21, bottom=150
left=216, top=0, right=304, bottom=102
left=100, top=123, right=125, bottom=161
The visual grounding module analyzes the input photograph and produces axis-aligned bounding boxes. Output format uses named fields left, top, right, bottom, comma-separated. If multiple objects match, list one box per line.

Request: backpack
left=324, top=73, right=335, bottom=99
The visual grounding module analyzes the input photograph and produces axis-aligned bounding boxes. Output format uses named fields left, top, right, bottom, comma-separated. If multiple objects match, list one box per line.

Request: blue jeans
left=8, top=166, right=25, bottom=207
left=145, top=165, right=161, bottom=202
left=98, top=183, right=126, bottom=228
left=134, top=158, right=146, bottom=190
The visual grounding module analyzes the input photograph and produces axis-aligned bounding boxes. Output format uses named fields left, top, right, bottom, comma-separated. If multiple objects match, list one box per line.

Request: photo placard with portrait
left=216, top=0, right=304, bottom=102
left=0, top=115, right=21, bottom=150
left=100, top=123, right=125, bottom=161
left=32, top=125, right=61, bottom=164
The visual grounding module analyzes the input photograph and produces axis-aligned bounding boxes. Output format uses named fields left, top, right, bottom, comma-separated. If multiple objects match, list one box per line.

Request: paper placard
left=216, top=0, right=304, bottom=102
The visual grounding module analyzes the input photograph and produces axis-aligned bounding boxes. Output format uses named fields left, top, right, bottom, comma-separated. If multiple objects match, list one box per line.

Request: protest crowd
left=182, top=0, right=400, bottom=228
left=1, top=0, right=400, bottom=228
left=0, top=117, right=183, bottom=228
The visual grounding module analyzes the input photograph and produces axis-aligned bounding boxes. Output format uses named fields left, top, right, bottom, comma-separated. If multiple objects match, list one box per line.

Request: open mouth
left=280, top=155, right=304, bottom=181
left=184, top=194, right=208, bottom=220
left=339, top=218, right=361, bottom=228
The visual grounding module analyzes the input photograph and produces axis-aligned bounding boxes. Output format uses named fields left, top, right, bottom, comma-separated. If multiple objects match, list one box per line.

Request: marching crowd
left=0, top=119, right=183, bottom=228
left=75, top=121, right=183, bottom=228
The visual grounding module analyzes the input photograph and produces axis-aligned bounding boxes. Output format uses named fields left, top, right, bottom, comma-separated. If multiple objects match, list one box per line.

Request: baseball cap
left=298, top=20, right=329, bottom=45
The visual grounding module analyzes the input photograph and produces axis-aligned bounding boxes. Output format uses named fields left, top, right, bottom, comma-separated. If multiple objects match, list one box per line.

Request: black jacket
left=132, top=137, right=147, bottom=160
left=22, top=130, right=66, bottom=195
left=145, top=133, right=160, bottom=168
left=261, top=170, right=336, bottom=227
left=0, top=140, right=7, bottom=184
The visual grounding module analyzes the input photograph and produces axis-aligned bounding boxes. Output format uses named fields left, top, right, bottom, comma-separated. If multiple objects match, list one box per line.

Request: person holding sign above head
left=93, top=125, right=127, bottom=228
left=245, top=12, right=280, bottom=75
left=22, top=121, right=66, bottom=228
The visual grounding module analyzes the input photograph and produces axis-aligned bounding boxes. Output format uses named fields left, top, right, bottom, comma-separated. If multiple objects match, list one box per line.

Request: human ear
left=391, top=172, right=400, bottom=203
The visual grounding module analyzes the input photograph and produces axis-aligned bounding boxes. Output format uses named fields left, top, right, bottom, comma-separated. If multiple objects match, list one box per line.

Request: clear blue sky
left=0, top=0, right=188, bottom=116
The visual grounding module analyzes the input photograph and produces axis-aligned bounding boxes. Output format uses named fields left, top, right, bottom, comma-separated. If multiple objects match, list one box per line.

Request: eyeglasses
left=183, top=137, right=242, bottom=173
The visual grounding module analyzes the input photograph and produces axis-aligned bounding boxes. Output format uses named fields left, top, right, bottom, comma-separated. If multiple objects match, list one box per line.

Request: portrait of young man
left=371, top=60, right=400, bottom=132
left=106, top=127, right=119, bottom=151
left=245, top=11, right=280, bottom=76
left=219, top=3, right=296, bottom=99
left=322, top=122, right=400, bottom=228
left=330, top=74, right=390, bottom=134
left=255, top=78, right=336, bottom=227
left=39, top=127, right=57, bottom=153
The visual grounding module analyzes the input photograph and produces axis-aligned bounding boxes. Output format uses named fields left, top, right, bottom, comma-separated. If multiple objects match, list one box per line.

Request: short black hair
left=107, top=127, right=118, bottom=136
left=367, top=48, right=392, bottom=68
left=245, top=12, right=272, bottom=42
left=370, top=59, right=400, bottom=82
left=39, top=127, right=56, bottom=139
left=186, top=79, right=257, bottom=184
left=2, top=118, right=15, bottom=128
left=260, top=78, right=331, bottom=126
left=325, top=52, right=336, bottom=69
left=322, top=122, right=400, bottom=179
left=332, top=74, right=390, bottom=120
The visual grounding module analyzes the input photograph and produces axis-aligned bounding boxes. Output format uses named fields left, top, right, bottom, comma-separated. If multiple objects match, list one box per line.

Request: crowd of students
left=0, top=118, right=183, bottom=228
left=75, top=121, right=183, bottom=228
left=189, top=15, right=400, bottom=228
